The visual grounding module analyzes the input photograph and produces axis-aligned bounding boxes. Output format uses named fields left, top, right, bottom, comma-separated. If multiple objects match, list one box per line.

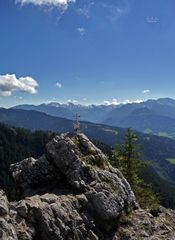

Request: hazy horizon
left=1, top=96, right=175, bottom=109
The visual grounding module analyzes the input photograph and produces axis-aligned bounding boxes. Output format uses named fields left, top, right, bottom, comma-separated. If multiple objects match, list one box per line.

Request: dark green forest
left=0, top=123, right=56, bottom=198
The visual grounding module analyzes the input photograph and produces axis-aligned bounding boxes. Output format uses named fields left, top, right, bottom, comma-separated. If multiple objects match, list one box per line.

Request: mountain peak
left=157, top=98, right=175, bottom=106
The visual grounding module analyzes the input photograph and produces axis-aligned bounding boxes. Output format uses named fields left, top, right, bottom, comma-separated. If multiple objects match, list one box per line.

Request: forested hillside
left=0, top=124, right=56, bottom=198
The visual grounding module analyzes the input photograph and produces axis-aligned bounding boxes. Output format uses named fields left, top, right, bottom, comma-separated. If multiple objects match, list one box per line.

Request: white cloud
left=67, top=99, right=78, bottom=104
left=103, top=101, right=110, bottom=105
left=103, top=98, right=120, bottom=105
left=143, top=89, right=150, bottom=94
left=112, top=98, right=120, bottom=105
left=0, top=74, right=38, bottom=97
left=55, top=82, right=62, bottom=88
left=123, top=99, right=143, bottom=104
left=76, top=27, right=86, bottom=37
left=16, top=0, right=76, bottom=9
left=134, top=99, right=144, bottom=103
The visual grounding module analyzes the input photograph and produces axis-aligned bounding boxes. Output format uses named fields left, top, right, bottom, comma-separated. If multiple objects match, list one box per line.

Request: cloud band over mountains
left=0, top=74, right=39, bottom=96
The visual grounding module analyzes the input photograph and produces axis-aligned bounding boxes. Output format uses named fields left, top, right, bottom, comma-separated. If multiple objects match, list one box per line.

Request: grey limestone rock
left=46, top=133, right=136, bottom=223
left=0, top=190, right=18, bottom=240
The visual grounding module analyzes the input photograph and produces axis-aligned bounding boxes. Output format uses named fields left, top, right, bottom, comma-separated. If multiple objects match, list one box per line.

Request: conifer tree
left=112, top=128, right=159, bottom=209
left=113, top=128, right=141, bottom=190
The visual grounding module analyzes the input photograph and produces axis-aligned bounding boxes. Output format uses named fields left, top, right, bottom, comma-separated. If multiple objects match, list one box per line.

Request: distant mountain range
left=13, top=98, right=175, bottom=138
left=103, top=98, right=175, bottom=138
left=1, top=107, right=175, bottom=186
left=13, top=102, right=117, bottom=123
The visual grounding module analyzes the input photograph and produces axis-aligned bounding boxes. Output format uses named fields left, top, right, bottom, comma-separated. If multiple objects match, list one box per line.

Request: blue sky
left=1, top=0, right=175, bottom=107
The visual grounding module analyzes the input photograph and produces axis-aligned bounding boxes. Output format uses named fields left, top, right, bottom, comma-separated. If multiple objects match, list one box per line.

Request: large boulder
left=7, top=132, right=137, bottom=239
left=46, top=133, right=136, bottom=222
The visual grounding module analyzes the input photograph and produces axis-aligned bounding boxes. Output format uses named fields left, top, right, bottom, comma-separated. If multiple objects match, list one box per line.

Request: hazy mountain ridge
left=103, top=98, right=175, bottom=136
left=13, top=102, right=118, bottom=123
left=13, top=98, right=175, bottom=137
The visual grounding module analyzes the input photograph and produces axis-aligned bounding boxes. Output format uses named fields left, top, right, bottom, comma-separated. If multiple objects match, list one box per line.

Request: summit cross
left=73, top=114, right=81, bottom=133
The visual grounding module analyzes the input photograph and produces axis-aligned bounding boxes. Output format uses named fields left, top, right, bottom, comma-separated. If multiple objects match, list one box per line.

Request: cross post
left=73, top=114, right=81, bottom=133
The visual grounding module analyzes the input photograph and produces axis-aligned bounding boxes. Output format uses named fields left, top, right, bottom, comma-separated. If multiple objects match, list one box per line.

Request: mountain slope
left=104, top=107, right=175, bottom=137
left=103, top=98, right=175, bottom=137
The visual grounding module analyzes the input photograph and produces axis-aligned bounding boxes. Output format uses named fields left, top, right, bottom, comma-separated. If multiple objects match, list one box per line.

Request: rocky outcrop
left=1, top=132, right=175, bottom=239
left=10, top=155, right=64, bottom=197
left=9, top=133, right=136, bottom=239
left=0, top=132, right=136, bottom=239
left=46, top=133, right=136, bottom=222
left=0, top=190, right=17, bottom=240
left=115, top=207, right=175, bottom=240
